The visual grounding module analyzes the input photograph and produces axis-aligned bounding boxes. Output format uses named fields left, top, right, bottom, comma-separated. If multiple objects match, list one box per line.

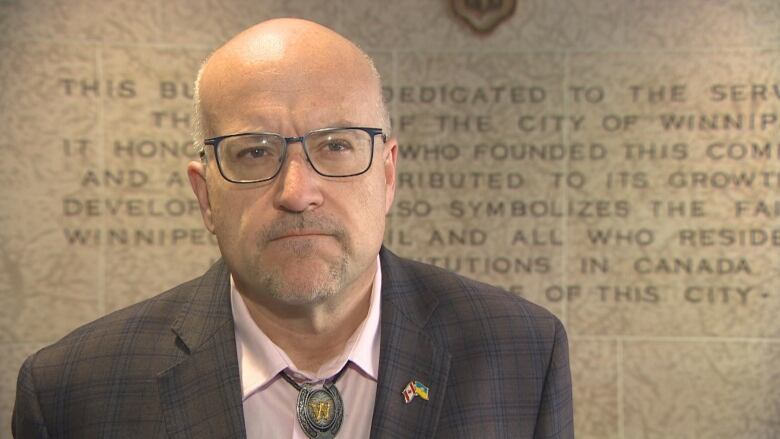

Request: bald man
left=13, top=19, right=573, bottom=439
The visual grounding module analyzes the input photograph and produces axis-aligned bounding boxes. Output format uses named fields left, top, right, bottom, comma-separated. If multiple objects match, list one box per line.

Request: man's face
left=190, top=54, right=397, bottom=306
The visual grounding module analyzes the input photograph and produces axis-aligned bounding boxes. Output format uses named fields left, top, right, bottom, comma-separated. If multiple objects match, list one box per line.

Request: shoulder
left=22, top=261, right=226, bottom=383
left=38, top=277, right=196, bottom=358
left=380, top=248, right=564, bottom=347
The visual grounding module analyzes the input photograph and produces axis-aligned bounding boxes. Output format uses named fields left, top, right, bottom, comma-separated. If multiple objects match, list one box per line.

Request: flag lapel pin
left=402, top=380, right=429, bottom=404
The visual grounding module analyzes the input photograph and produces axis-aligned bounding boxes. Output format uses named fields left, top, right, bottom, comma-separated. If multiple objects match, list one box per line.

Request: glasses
left=203, top=127, right=386, bottom=184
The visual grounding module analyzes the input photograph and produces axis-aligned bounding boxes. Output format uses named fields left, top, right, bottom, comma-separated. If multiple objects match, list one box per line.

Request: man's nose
left=272, top=143, right=324, bottom=213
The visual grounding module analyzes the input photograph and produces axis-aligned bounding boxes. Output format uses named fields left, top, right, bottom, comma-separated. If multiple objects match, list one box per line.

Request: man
left=13, top=18, right=573, bottom=438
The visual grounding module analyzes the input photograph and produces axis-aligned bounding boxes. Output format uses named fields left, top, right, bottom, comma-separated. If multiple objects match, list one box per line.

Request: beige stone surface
left=101, top=45, right=206, bottom=141
left=570, top=338, right=620, bottom=439
left=1, top=41, right=103, bottom=343
left=340, top=0, right=625, bottom=50
left=96, top=45, right=218, bottom=310
left=2, top=0, right=780, bottom=437
left=625, top=0, right=780, bottom=49
left=749, top=0, right=780, bottom=46
left=387, top=51, right=567, bottom=313
left=0, top=0, right=164, bottom=43
left=156, top=0, right=341, bottom=47
left=0, top=194, right=103, bottom=343
left=624, top=341, right=780, bottom=438
left=0, top=41, right=101, bottom=192
left=564, top=50, right=780, bottom=337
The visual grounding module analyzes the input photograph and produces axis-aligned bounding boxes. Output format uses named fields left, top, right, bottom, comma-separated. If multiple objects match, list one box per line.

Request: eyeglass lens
left=216, top=128, right=374, bottom=182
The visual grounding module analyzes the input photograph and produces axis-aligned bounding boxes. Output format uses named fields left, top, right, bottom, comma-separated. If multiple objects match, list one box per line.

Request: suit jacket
left=13, top=247, right=573, bottom=438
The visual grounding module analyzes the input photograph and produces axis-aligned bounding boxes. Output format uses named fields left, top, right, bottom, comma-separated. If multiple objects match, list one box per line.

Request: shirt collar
left=231, top=257, right=382, bottom=400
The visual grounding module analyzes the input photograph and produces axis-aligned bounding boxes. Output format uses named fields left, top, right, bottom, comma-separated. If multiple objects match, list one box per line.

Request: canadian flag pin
left=402, top=380, right=429, bottom=404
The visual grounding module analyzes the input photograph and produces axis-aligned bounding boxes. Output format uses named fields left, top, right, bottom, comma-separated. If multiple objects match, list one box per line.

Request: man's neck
left=238, top=267, right=375, bottom=375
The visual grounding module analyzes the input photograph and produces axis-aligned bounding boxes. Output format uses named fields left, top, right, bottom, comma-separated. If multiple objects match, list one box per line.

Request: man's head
left=188, top=18, right=397, bottom=306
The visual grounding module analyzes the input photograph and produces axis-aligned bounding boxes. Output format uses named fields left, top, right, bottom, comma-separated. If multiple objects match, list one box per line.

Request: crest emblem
left=451, top=0, right=517, bottom=34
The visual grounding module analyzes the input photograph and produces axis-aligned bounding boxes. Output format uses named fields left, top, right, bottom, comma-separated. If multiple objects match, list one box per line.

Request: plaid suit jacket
left=13, top=247, right=573, bottom=438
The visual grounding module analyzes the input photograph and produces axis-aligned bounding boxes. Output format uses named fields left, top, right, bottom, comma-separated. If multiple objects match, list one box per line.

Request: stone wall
left=1, top=0, right=779, bottom=436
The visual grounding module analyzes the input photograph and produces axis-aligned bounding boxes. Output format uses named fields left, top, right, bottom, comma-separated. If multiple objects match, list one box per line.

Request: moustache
left=260, top=214, right=348, bottom=243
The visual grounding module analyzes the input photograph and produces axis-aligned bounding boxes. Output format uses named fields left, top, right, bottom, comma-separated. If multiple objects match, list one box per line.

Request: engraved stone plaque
left=2, top=1, right=780, bottom=437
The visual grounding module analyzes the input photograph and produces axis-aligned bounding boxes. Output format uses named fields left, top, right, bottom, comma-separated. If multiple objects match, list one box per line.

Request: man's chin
left=269, top=288, right=336, bottom=306
left=256, top=257, right=349, bottom=305
left=260, top=272, right=342, bottom=304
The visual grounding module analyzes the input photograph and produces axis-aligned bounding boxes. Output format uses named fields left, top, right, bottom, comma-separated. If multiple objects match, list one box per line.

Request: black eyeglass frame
left=201, top=127, right=387, bottom=184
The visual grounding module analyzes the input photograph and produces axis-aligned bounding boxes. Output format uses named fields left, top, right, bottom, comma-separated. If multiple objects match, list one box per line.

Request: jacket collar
left=157, top=260, right=247, bottom=439
left=170, top=260, right=234, bottom=352
left=370, top=247, right=452, bottom=438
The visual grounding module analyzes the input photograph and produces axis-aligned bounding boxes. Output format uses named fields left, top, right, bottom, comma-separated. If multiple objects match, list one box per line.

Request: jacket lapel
left=155, top=251, right=452, bottom=438
left=370, top=249, right=452, bottom=438
left=157, top=260, right=247, bottom=439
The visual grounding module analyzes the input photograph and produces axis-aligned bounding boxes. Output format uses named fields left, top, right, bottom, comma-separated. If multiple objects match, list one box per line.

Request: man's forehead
left=208, top=62, right=373, bottom=105
left=205, top=19, right=372, bottom=83
left=202, top=35, right=376, bottom=105
left=197, top=19, right=384, bottom=137
left=211, top=98, right=378, bottom=136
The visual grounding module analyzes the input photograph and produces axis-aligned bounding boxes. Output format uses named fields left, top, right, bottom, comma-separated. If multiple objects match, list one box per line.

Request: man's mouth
left=270, top=230, right=332, bottom=241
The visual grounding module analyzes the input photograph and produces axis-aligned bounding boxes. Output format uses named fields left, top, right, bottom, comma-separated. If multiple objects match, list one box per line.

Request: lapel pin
left=402, top=380, right=429, bottom=404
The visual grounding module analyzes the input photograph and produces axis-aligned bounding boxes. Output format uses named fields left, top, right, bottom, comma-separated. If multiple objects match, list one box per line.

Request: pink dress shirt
left=230, top=258, right=382, bottom=438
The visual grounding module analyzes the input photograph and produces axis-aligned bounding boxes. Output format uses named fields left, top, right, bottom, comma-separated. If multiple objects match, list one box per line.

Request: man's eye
left=236, top=147, right=272, bottom=159
left=322, top=140, right=352, bottom=152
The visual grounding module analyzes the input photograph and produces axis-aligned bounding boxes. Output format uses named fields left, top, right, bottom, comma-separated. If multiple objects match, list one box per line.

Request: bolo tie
left=280, top=367, right=347, bottom=439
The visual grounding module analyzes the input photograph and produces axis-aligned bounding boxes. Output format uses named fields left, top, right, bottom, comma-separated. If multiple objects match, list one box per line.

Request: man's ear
left=382, top=137, right=398, bottom=214
left=187, top=160, right=216, bottom=233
